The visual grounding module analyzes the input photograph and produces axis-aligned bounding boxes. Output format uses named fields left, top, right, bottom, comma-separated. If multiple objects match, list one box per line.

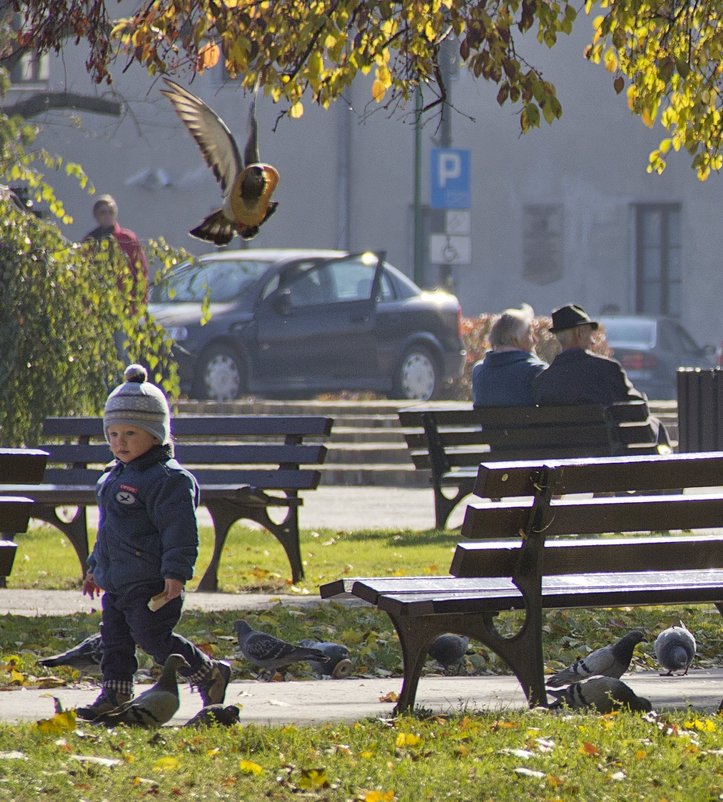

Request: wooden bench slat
left=0, top=449, right=48, bottom=484
left=474, top=452, right=723, bottom=498
left=0, top=497, right=33, bottom=533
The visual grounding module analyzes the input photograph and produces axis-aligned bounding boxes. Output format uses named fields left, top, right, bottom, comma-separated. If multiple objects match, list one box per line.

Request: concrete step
left=325, top=442, right=410, bottom=465
left=317, top=463, right=430, bottom=487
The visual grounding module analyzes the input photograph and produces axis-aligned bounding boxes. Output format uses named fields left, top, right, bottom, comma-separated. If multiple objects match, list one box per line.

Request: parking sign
left=430, top=147, right=470, bottom=209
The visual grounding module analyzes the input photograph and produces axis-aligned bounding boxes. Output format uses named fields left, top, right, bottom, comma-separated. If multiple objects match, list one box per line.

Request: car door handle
left=350, top=313, right=370, bottom=323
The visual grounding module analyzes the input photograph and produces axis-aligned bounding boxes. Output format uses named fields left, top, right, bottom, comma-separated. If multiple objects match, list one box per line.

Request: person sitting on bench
left=533, top=304, right=670, bottom=446
left=472, top=303, right=548, bottom=407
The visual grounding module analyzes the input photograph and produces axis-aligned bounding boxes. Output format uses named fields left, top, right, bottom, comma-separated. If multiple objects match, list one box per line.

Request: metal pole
left=413, top=86, right=424, bottom=286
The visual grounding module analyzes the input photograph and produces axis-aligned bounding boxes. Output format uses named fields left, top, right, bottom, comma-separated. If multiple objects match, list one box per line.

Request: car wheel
left=194, top=345, right=246, bottom=401
left=392, top=346, right=439, bottom=400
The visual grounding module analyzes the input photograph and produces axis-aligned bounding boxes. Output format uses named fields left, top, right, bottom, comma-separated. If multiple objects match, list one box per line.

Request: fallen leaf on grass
left=379, top=691, right=398, bottom=703
left=71, top=755, right=122, bottom=768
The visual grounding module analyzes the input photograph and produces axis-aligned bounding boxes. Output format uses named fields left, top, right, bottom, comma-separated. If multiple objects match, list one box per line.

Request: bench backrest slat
left=451, top=534, right=723, bottom=577
left=462, top=493, right=723, bottom=539
left=473, top=452, right=723, bottom=498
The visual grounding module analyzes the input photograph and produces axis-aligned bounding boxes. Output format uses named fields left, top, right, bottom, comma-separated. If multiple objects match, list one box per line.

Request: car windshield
left=601, top=318, right=656, bottom=349
left=150, top=258, right=271, bottom=303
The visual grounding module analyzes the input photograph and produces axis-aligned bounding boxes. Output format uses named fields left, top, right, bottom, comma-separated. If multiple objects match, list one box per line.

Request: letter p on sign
left=430, top=147, right=470, bottom=209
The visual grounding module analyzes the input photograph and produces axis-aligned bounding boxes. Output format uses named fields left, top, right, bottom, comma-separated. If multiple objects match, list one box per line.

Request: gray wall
left=12, top=23, right=723, bottom=347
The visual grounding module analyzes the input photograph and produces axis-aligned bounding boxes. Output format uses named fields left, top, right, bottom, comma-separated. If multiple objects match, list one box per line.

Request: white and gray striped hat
left=103, top=364, right=170, bottom=445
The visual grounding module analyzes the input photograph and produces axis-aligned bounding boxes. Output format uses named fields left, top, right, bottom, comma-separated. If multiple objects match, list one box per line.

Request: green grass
left=0, top=709, right=720, bottom=801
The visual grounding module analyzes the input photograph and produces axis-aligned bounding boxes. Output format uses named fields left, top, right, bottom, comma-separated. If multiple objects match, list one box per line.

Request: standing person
left=472, top=303, right=547, bottom=407
left=77, top=364, right=231, bottom=720
left=84, top=193, right=149, bottom=299
left=532, top=304, right=670, bottom=444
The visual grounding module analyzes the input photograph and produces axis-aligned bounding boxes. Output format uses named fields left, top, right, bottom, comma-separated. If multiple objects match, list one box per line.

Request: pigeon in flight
left=298, top=639, right=353, bottom=678
left=428, top=634, right=470, bottom=674
left=234, top=619, right=330, bottom=677
left=161, top=78, right=279, bottom=244
left=39, top=633, right=103, bottom=674
left=654, top=621, right=696, bottom=676
left=183, top=704, right=241, bottom=728
left=546, top=630, right=644, bottom=688
left=91, top=653, right=190, bottom=728
left=548, top=676, right=652, bottom=714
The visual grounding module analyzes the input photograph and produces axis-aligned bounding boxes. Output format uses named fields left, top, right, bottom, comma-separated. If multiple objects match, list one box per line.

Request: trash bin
left=676, top=368, right=723, bottom=451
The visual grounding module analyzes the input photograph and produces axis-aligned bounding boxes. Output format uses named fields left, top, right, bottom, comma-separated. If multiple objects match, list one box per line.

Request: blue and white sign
left=430, top=147, right=470, bottom=209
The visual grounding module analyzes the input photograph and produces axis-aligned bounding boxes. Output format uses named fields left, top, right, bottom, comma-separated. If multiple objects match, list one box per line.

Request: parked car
left=148, top=248, right=466, bottom=401
left=599, top=314, right=715, bottom=400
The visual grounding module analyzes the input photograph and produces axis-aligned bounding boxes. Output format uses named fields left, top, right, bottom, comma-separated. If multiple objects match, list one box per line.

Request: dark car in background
left=149, top=249, right=466, bottom=401
left=600, top=315, right=715, bottom=400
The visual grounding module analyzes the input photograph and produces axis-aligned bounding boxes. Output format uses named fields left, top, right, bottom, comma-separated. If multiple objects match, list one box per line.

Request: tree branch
left=3, top=91, right=122, bottom=119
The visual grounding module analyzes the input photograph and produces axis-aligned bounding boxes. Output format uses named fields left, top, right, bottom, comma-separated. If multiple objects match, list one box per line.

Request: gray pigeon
left=546, top=630, right=645, bottom=688
left=39, top=633, right=103, bottom=673
left=234, top=619, right=330, bottom=676
left=91, top=654, right=190, bottom=728
left=548, top=676, right=652, bottom=714
left=654, top=621, right=696, bottom=676
left=298, top=639, right=352, bottom=678
left=182, top=704, right=241, bottom=728
left=428, top=634, right=470, bottom=673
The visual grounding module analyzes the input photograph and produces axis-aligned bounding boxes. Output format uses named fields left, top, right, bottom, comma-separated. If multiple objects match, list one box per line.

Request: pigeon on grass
left=39, top=633, right=103, bottom=674
left=183, top=704, right=241, bottom=728
left=654, top=621, right=696, bottom=676
left=548, top=676, right=652, bottom=714
left=234, top=619, right=330, bottom=678
left=298, top=640, right=353, bottom=678
left=546, top=630, right=644, bottom=688
left=91, top=654, right=190, bottom=728
left=428, top=634, right=470, bottom=674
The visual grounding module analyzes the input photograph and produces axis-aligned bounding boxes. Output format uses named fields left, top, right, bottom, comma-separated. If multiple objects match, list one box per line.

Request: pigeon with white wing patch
left=546, top=630, right=644, bottom=688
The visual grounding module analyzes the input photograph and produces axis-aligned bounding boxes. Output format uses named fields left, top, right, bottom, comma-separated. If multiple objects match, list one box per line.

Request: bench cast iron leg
left=198, top=498, right=303, bottom=591
left=31, top=504, right=89, bottom=580
left=385, top=607, right=548, bottom=715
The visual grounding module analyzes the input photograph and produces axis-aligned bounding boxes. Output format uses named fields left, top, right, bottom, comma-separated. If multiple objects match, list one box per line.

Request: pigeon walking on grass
left=39, top=633, right=103, bottom=674
left=546, top=630, right=644, bottom=688
left=428, top=634, right=470, bottom=674
left=234, top=619, right=330, bottom=677
left=298, top=640, right=353, bottom=678
left=548, top=676, right=652, bottom=714
left=91, top=654, right=190, bottom=728
left=161, top=78, right=279, bottom=244
left=654, top=621, right=696, bottom=676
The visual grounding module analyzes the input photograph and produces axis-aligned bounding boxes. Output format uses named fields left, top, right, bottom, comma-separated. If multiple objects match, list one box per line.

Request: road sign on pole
left=429, top=234, right=472, bottom=265
left=430, top=147, right=470, bottom=209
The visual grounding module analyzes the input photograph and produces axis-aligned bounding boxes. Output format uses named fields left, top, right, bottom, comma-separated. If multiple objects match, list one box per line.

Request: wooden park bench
left=0, top=415, right=332, bottom=590
left=321, top=451, right=723, bottom=714
left=398, top=401, right=663, bottom=529
left=0, top=448, right=48, bottom=584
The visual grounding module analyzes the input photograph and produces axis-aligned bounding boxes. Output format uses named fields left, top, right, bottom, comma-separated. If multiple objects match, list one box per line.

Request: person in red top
left=84, top=194, right=149, bottom=299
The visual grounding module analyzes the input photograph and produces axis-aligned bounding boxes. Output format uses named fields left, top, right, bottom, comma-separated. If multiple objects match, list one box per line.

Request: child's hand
left=82, top=572, right=101, bottom=598
left=163, top=578, right=185, bottom=601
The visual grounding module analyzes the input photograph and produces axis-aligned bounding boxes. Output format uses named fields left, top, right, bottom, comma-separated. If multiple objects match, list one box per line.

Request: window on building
left=634, top=203, right=681, bottom=316
left=9, top=51, right=49, bottom=87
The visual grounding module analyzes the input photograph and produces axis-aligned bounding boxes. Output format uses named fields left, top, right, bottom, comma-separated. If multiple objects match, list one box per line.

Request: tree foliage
left=9, top=0, right=723, bottom=177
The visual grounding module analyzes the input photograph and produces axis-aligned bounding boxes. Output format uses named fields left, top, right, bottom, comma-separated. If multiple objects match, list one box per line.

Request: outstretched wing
left=243, top=95, right=260, bottom=166
left=161, top=78, right=243, bottom=193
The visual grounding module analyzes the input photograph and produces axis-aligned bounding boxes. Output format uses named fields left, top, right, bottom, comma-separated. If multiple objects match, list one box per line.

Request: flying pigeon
left=427, top=634, right=470, bottom=674
left=298, top=639, right=353, bottom=678
left=548, top=676, right=652, bottom=714
left=91, top=653, right=190, bottom=728
left=39, top=633, right=103, bottom=674
left=654, top=621, right=696, bottom=676
left=546, top=630, right=644, bottom=688
left=161, top=78, right=279, bottom=244
left=182, top=704, right=241, bottom=728
left=234, top=619, right=330, bottom=677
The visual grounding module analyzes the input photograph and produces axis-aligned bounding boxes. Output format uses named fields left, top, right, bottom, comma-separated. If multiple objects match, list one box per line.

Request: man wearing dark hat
left=533, top=304, right=670, bottom=445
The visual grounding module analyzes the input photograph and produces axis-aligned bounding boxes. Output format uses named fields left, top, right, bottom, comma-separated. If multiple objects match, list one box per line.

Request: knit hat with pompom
left=103, top=364, right=171, bottom=445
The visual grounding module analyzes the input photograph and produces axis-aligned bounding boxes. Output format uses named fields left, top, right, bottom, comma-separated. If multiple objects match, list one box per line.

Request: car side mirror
left=272, top=288, right=292, bottom=316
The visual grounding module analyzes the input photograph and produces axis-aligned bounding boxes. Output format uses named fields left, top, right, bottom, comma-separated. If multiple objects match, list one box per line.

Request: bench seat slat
left=0, top=496, right=33, bottom=533
left=376, top=569, right=723, bottom=616
left=0, top=450, right=48, bottom=484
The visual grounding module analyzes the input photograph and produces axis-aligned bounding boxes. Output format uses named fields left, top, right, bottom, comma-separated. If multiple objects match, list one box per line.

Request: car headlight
left=165, top=326, right=188, bottom=342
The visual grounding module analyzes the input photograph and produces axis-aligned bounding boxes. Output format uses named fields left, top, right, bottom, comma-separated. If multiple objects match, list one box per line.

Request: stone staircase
left=176, top=399, right=679, bottom=487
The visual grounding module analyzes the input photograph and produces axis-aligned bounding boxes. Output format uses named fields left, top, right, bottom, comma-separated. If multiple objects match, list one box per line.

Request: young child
left=77, top=364, right=230, bottom=720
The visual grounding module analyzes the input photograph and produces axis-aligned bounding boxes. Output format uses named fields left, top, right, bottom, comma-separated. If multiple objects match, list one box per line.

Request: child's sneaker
left=76, top=688, right=131, bottom=720
left=198, top=660, right=231, bottom=706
